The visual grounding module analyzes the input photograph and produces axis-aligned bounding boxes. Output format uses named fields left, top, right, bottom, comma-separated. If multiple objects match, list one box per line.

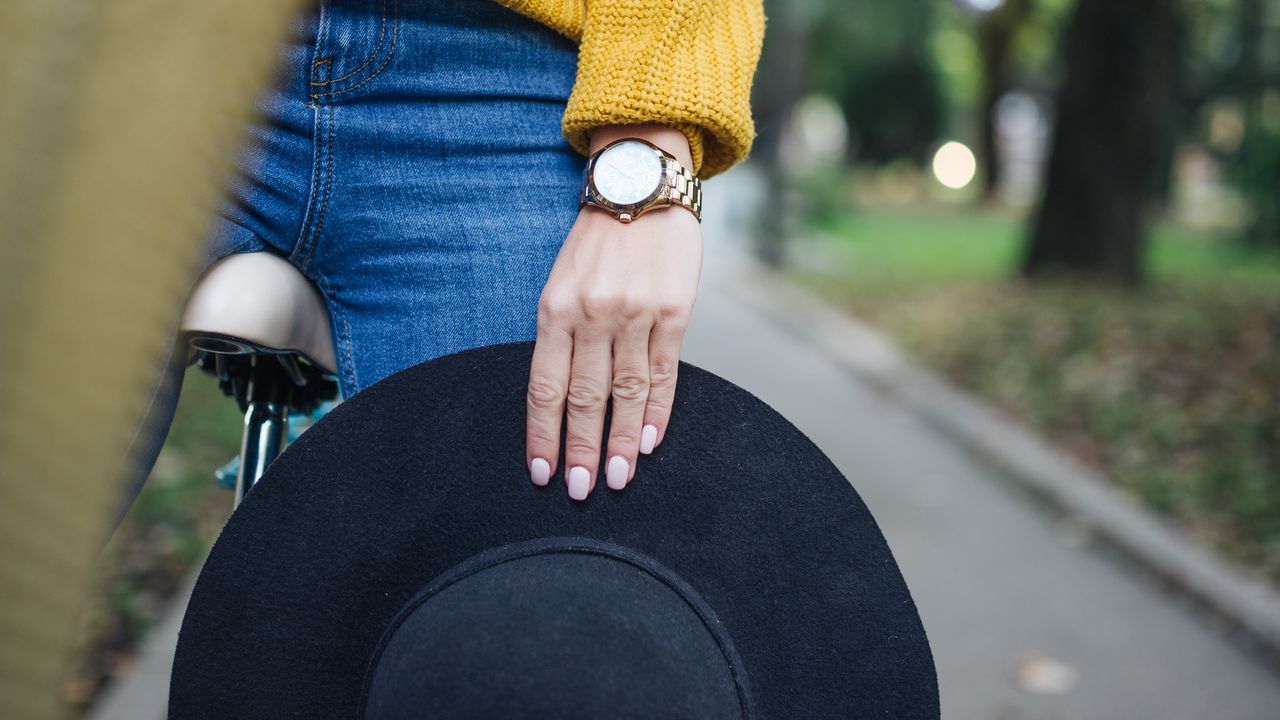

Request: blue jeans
left=118, top=0, right=581, bottom=523
left=211, top=0, right=581, bottom=395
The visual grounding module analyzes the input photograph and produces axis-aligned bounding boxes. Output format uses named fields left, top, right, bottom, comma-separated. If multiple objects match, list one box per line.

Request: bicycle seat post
left=236, top=355, right=291, bottom=506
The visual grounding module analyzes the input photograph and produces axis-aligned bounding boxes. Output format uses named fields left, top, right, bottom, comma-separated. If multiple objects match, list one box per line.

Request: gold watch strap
left=664, top=159, right=703, bottom=222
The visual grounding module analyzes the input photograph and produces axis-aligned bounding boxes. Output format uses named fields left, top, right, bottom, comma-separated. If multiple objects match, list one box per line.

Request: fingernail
left=530, top=458, right=551, bottom=487
left=567, top=466, right=591, bottom=501
left=639, top=424, right=658, bottom=455
left=606, top=456, right=629, bottom=491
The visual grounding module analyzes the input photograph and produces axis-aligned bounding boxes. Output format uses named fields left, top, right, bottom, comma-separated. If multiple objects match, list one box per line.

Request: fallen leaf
left=1016, top=652, right=1079, bottom=695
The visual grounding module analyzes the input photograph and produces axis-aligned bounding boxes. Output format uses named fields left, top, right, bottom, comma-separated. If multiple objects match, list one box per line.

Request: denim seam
left=292, top=3, right=331, bottom=264
left=313, top=273, right=360, bottom=393
left=288, top=103, right=321, bottom=264
left=297, top=105, right=336, bottom=274
left=318, top=0, right=333, bottom=71
left=310, top=0, right=390, bottom=87
left=309, top=0, right=400, bottom=101
left=308, top=0, right=333, bottom=102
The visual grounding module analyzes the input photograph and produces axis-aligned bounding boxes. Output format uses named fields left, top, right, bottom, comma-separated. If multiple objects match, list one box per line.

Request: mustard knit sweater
left=494, top=0, right=765, bottom=178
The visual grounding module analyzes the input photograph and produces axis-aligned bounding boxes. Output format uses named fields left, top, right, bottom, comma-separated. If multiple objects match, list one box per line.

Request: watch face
left=593, top=140, right=664, bottom=206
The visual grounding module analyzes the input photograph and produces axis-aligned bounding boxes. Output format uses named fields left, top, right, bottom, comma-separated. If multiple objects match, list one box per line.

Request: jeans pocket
left=307, top=0, right=400, bottom=106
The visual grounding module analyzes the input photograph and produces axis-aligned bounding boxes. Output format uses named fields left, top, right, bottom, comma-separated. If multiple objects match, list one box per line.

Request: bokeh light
left=932, top=141, right=978, bottom=190
left=958, top=0, right=1007, bottom=12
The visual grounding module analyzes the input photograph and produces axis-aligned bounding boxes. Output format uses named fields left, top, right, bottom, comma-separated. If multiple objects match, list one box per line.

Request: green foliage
left=1010, top=0, right=1075, bottom=77
left=844, top=55, right=947, bottom=163
left=931, top=21, right=984, bottom=113
left=1180, top=0, right=1279, bottom=247
left=792, top=164, right=859, bottom=226
left=756, top=0, right=1082, bottom=171
left=1182, top=0, right=1256, bottom=99
left=1234, top=128, right=1280, bottom=248
left=802, top=0, right=947, bottom=163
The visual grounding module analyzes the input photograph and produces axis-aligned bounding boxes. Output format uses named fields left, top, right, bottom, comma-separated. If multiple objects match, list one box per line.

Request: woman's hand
left=526, top=125, right=703, bottom=500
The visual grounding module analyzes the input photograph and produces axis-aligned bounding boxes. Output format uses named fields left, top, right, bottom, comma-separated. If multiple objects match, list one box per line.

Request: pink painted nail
left=606, top=456, right=629, bottom=491
left=530, top=458, right=551, bottom=487
left=567, top=466, right=591, bottom=501
left=639, top=424, right=658, bottom=455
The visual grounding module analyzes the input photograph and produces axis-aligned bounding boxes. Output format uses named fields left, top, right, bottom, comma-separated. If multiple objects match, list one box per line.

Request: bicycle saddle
left=181, top=252, right=338, bottom=375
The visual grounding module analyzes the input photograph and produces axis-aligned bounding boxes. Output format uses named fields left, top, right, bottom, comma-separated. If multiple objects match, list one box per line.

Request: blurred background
left=747, top=0, right=1274, bottom=571
left=749, top=0, right=1279, bottom=577
left=4, top=0, right=1275, bottom=717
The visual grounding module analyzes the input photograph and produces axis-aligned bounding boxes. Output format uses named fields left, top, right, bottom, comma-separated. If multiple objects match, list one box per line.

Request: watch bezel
left=583, top=139, right=673, bottom=223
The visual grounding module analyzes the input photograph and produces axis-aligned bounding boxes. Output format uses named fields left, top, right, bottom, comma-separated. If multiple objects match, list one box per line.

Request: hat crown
left=362, top=538, right=752, bottom=719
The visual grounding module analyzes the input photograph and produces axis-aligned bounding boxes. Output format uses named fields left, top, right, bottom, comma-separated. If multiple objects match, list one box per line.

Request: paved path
left=682, top=170, right=1280, bottom=719
left=94, top=168, right=1280, bottom=720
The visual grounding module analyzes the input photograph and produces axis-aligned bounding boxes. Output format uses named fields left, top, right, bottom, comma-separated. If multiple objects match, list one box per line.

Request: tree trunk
left=751, top=0, right=807, bottom=268
left=976, top=0, right=1031, bottom=202
left=1022, top=0, right=1182, bottom=285
left=1238, top=0, right=1263, bottom=149
left=1235, top=0, right=1279, bottom=249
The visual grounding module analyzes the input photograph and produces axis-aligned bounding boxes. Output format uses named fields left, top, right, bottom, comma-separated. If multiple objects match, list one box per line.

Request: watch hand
left=608, top=159, right=639, bottom=180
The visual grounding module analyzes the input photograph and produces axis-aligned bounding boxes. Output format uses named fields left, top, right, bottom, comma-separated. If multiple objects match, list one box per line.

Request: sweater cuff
left=561, top=0, right=765, bottom=179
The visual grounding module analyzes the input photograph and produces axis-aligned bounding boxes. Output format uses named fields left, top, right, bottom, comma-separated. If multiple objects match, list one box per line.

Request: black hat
left=170, top=342, right=938, bottom=719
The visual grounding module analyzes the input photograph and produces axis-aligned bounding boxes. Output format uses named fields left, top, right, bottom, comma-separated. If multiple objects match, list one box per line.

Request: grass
left=792, top=207, right=1280, bottom=582
left=67, top=368, right=242, bottom=713
left=802, top=208, right=1280, bottom=291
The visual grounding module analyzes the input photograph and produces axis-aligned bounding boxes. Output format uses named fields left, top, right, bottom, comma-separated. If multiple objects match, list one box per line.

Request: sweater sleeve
left=562, top=0, right=766, bottom=178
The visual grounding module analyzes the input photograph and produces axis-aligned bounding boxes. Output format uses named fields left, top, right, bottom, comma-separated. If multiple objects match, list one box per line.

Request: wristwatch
left=581, top=138, right=703, bottom=223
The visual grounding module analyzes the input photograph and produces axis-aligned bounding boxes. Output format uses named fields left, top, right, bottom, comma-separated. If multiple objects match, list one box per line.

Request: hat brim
left=170, top=342, right=938, bottom=718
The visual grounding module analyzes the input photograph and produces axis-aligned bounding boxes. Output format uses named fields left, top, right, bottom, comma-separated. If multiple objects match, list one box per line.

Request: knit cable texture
left=496, top=0, right=765, bottom=178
